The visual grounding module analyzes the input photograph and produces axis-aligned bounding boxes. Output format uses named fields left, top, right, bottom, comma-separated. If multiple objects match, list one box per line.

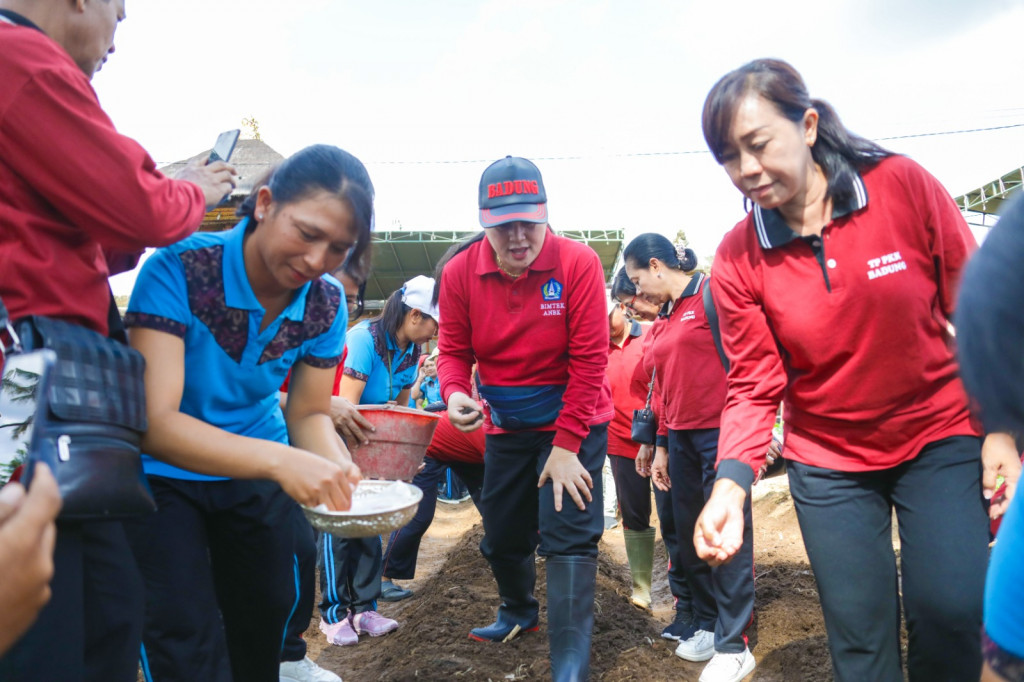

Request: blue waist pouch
left=477, top=383, right=567, bottom=431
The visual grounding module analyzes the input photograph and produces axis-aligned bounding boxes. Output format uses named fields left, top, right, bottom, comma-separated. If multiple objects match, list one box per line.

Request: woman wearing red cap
left=694, top=58, right=1015, bottom=681
left=434, top=156, right=612, bottom=682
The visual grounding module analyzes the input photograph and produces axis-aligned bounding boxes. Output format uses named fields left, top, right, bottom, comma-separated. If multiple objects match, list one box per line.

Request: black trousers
left=608, top=453, right=655, bottom=531
left=124, top=477, right=300, bottom=682
left=318, top=534, right=382, bottom=623
left=668, top=428, right=754, bottom=653
left=787, top=435, right=989, bottom=682
left=0, top=520, right=144, bottom=682
left=608, top=453, right=691, bottom=611
left=382, top=455, right=485, bottom=580
left=282, top=505, right=316, bottom=663
left=479, top=424, right=606, bottom=567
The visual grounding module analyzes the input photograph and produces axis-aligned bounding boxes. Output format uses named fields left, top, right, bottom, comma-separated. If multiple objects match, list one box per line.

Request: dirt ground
left=304, top=476, right=842, bottom=681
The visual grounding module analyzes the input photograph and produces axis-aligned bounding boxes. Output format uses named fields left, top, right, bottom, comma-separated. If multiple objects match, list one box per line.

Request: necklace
left=495, top=253, right=525, bottom=280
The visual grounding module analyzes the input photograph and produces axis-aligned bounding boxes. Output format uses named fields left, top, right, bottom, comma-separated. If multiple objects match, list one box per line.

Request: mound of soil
left=316, top=524, right=692, bottom=681
left=310, top=479, right=835, bottom=681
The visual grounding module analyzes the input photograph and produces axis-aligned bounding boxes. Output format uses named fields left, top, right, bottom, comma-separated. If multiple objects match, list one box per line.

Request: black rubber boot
left=546, top=555, right=597, bottom=682
left=469, top=558, right=540, bottom=642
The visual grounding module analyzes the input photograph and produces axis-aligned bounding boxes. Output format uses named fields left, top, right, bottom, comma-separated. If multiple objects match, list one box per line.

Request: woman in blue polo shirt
left=318, top=275, right=439, bottom=647
left=123, top=144, right=372, bottom=682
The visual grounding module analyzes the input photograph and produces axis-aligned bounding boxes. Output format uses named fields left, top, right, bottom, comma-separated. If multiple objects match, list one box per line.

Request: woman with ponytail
left=695, top=59, right=1014, bottom=682
left=623, top=234, right=755, bottom=682
left=608, top=266, right=697, bottom=644
left=122, top=144, right=371, bottom=681
left=317, top=276, right=438, bottom=648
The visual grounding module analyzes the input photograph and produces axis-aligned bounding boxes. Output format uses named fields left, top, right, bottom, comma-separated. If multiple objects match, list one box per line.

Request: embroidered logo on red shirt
left=542, top=278, right=563, bottom=301
left=866, top=251, right=907, bottom=280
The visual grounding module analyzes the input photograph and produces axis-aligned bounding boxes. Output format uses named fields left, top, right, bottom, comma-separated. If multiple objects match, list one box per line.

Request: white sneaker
left=698, top=649, right=756, bottom=682
left=674, top=629, right=715, bottom=662
left=280, top=655, right=342, bottom=682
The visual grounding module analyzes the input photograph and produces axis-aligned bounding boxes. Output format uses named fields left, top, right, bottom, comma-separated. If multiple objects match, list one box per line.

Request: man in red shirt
left=0, top=2, right=234, bottom=679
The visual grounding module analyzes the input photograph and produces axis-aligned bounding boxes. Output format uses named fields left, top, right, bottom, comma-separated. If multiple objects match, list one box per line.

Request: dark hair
left=622, top=233, right=697, bottom=273
left=238, top=144, right=375, bottom=282
left=431, top=232, right=487, bottom=307
left=340, top=247, right=370, bottom=286
left=610, top=267, right=636, bottom=299
left=702, top=58, right=892, bottom=208
left=372, top=289, right=411, bottom=343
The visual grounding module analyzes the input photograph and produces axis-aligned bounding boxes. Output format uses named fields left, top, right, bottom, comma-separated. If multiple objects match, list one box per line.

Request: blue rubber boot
left=469, top=559, right=539, bottom=642
left=546, top=555, right=597, bottom=682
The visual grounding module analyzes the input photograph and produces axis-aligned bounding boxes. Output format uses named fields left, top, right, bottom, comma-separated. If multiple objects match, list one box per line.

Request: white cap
left=608, top=297, right=621, bottom=315
left=402, top=275, right=440, bottom=322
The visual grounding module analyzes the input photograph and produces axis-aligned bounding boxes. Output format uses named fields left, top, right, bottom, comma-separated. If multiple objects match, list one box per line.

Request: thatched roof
left=158, top=139, right=285, bottom=231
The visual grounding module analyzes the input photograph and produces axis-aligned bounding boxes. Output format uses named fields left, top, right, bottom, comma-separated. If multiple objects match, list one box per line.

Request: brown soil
left=304, top=476, right=838, bottom=681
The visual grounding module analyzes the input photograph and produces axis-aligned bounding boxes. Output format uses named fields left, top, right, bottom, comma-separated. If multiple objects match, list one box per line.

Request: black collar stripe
left=751, top=171, right=870, bottom=250
left=684, top=272, right=705, bottom=297
left=852, top=176, right=868, bottom=211
left=753, top=206, right=772, bottom=249
left=0, top=9, right=41, bottom=30
left=660, top=271, right=705, bottom=317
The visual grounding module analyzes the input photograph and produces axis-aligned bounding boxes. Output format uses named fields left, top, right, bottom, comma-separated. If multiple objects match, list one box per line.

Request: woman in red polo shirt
left=623, top=234, right=755, bottom=682
left=435, top=156, right=611, bottom=682
left=694, top=58, right=1016, bottom=682
left=610, top=266, right=702, bottom=645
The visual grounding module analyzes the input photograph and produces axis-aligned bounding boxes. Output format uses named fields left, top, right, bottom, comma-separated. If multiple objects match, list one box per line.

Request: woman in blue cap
left=435, top=156, right=612, bottom=681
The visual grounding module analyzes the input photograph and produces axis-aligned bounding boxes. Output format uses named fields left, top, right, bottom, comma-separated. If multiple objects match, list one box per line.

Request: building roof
left=157, top=138, right=284, bottom=231
left=157, top=141, right=624, bottom=305
left=954, top=166, right=1024, bottom=227
left=364, top=229, right=624, bottom=308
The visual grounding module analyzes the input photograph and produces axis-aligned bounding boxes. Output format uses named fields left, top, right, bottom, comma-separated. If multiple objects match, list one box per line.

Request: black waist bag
left=17, top=315, right=156, bottom=521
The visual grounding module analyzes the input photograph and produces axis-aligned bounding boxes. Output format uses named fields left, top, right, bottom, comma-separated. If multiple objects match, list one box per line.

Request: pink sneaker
left=351, top=610, right=399, bottom=637
left=320, top=617, right=358, bottom=646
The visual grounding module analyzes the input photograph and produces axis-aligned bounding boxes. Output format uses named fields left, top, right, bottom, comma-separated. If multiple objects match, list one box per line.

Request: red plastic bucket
left=347, top=404, right=441, bottom=481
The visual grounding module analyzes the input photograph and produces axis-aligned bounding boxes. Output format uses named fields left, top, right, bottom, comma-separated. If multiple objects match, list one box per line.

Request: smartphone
left=208, top=129, right=240, bottom=164
left=0, top=349, right=56, bottom=486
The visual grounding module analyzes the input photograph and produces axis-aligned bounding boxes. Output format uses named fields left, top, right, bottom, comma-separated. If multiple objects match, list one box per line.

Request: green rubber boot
left=623, top=527, right=655, bottom=609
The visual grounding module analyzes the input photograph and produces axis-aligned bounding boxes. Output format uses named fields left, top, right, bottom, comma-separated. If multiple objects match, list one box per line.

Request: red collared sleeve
left=552, top=243, right=611, bottom=452
left=437, top=251, right=475, bottom=402
left=897, top=160, right=976, bottom=320
left=2, top=66, right=205, bottom=251
left=711, top=232, right=787, bottom=490
left=629, top=333, right=653, bottom=402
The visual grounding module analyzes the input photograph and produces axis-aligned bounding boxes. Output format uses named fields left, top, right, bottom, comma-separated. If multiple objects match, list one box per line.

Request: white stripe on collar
left=753, top=206, right=771, bottom=249
left=852, top=176, right=867, bottom=209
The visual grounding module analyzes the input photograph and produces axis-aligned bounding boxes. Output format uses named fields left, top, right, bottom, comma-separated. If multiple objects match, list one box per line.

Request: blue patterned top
left=125, top=219, right=347, bottom=480
left=343, top=319, right=420, bottom=405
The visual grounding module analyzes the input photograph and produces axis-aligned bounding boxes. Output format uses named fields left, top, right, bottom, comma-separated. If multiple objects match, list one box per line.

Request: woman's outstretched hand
left=277, top=450, right=360, bottom=511
left=694, top=478, right=747, bottom=566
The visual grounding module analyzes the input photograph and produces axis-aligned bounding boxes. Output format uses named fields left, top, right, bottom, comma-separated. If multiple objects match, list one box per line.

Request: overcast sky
left=101, top=0, right=1024, bottom=293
